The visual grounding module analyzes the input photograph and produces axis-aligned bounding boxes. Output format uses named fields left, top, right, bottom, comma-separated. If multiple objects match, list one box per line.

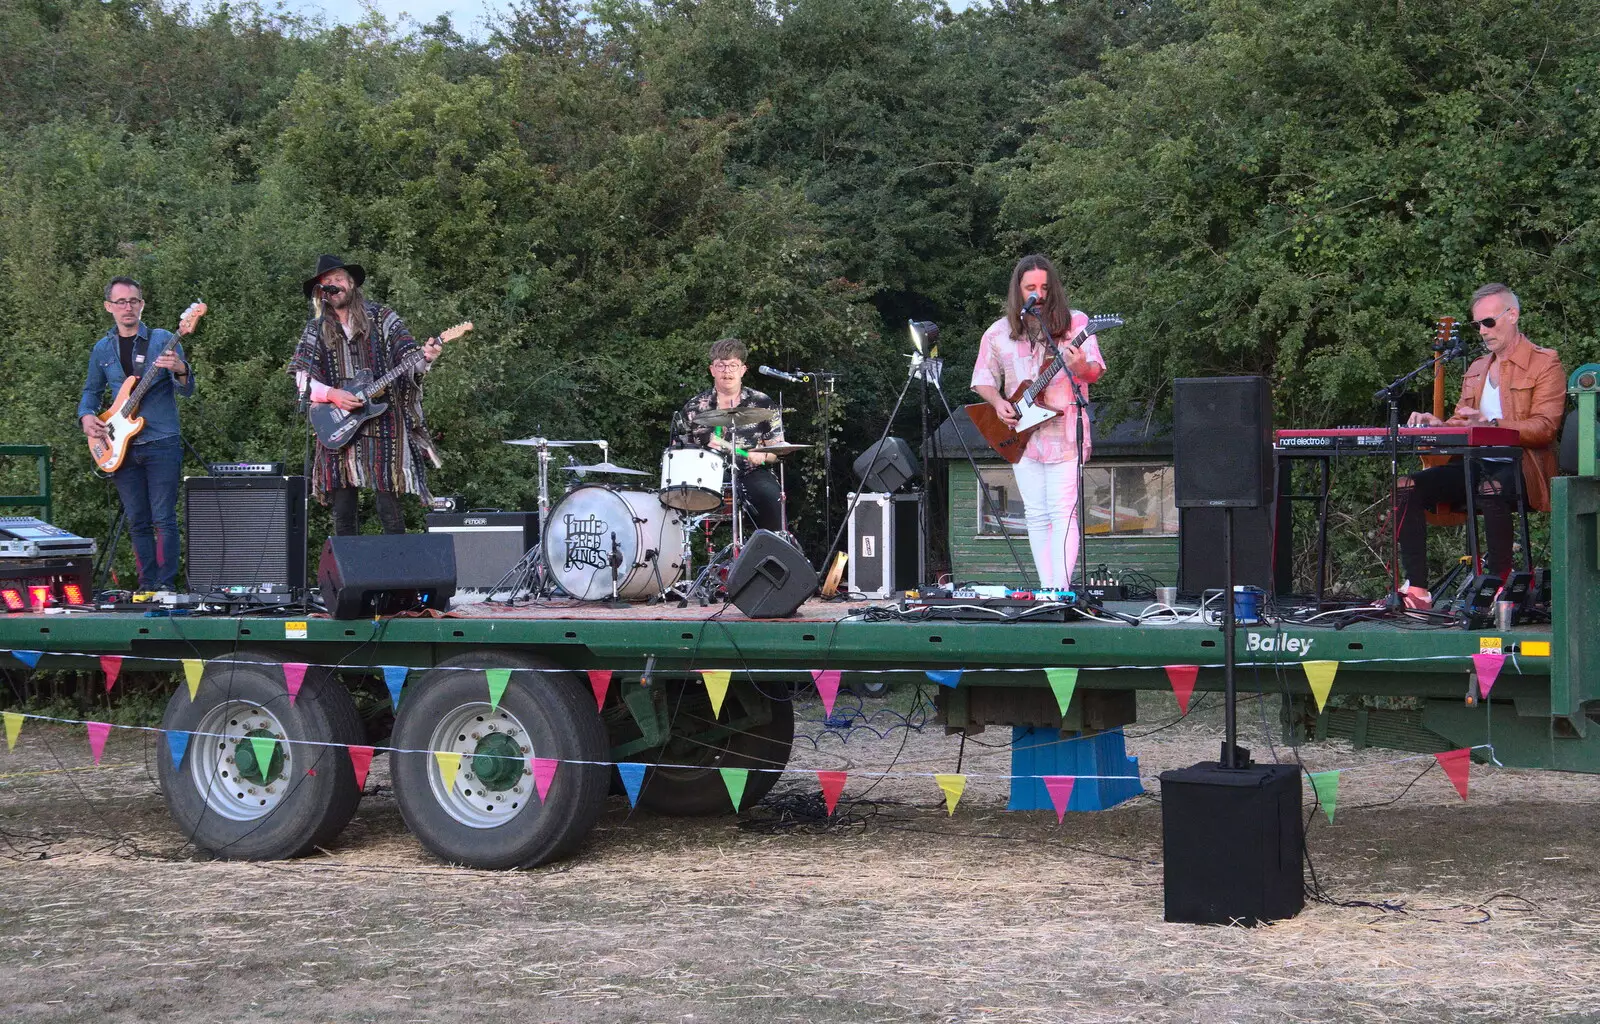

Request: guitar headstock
left=1086, top=313, right=1125, bottom=334
left=438, top=321, right=474, bottom=344
left=1433, top=316, right=1458, bottom=354
left=179, top=302, right=207, bottom=334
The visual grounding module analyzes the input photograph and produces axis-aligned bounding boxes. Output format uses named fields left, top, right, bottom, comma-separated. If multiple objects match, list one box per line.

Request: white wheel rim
left=426, top=702, right=537, bottom=829
left=189, top=701, right=294, bottom=822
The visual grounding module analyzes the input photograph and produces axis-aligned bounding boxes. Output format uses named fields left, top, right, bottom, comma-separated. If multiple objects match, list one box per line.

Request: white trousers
left=1011, top=456, right=1081, bottom=589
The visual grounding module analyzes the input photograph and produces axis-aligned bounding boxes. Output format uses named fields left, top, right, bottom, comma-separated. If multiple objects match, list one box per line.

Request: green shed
left=932, top=407, right=1177, bottom=588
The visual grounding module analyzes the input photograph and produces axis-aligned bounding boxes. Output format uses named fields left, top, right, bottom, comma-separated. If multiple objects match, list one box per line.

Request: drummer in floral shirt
left=970, top=254, right=1105, bottom=589
left=672, top=337, right=785, bottom=532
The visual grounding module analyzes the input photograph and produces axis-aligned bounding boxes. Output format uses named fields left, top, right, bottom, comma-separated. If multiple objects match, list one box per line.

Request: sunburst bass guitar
left=308, top=321, right=473, bottom=450
left=87, top=302, right=207, bottom=474
left=964, top=314, right=1123, bottom=463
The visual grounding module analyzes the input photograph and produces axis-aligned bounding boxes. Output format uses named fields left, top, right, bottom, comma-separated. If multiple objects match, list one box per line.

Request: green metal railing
left=0, top=444, right=51, bottom=522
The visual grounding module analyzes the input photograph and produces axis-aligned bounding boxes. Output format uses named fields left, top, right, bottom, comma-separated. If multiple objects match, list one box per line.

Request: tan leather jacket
left=1455, top=336, right=1566, bottom=512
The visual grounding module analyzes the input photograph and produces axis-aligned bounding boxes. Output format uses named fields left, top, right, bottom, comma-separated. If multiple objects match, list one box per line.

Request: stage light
left=1, top=588, right=23, bottom=612
left=27, top=584, right=51, bottom=610
left=60, top=582, right=86, bottom=605
left=908, top=320, right=940, bottom=357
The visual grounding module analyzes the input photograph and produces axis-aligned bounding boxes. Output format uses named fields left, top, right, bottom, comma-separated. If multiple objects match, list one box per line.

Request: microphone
left=319, top=284, right=343, bottom=295
left=759, top=365, right=803, bottom=383
left=1022, top=292, right=1041, bottom=315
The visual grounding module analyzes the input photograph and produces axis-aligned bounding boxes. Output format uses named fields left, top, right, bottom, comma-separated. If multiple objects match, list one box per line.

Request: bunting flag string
left=1308, top=769, right=1340, bottom=823
left=1472, top=652, right=1505, bottom=699
left=925, top=669, right=963, bottom=689
left=934, top=773, right=966, bottom=815
left=1044, top=667, right=1079, bottom=716
left=283, top=663, right=308, bottom=706
left=1434, top=748, right=1472, bottom=800
left=817, top=770, right=847, bottom=815
left=166, top=731, right=189, bottom=769
left=434, top=751, right=462, bottom=788
left=1302, top=661, right=1339, bottom=712
left=381, top=666, right=408, bottom=710
left=720, top=767, right=749, bottom=812
left=1164, top=664, right=1198, bottom=714
left=3, top=711, right=21, bottom=752
left=11, top=650, right=41, bottom=669
left=182, top=659, right=204, bottom=700
left=587, top=670, right=613, bottom=711
left=1042, top=775, right=1075, bottom=823
left=530, top=757, right=559, bottom=802
left=86, top=721, right=111, bottom=765
left=484, top=668, right=511, bottom=710
left=100, top=655, right=123, bottom=693
left=348, top=745, right=375, bottom=791
left=811, top=669, right=842, bottom=718
left=617, top=762, right=646, bottom=807
left=699, top=670, right=731, bottom=716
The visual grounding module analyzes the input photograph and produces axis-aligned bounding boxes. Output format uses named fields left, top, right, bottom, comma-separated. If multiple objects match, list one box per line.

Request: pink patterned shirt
left=970, top=310, right=1105, bottom=464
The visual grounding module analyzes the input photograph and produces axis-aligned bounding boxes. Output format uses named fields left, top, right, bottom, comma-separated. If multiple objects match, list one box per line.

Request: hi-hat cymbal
left=569, top=461, right=650, bottom=476
left=692, top=407, right=792, bottom=429
left=505, top=437, right=583, bottom=447
left=753, top=442, right=812, bottom=456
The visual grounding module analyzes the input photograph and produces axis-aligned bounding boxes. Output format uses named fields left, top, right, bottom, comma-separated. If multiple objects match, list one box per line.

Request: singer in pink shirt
left=970, top=254, right=1105, bottom=588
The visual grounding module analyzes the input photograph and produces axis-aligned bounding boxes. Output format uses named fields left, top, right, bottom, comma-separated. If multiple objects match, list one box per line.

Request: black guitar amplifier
left=184, top=476, right=307, bottom=591
left=425, top=511, right=540, bottom=590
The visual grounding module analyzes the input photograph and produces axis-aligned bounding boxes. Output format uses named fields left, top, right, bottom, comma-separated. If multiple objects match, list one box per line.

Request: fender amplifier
left=425, top=510, right=540, bottom=590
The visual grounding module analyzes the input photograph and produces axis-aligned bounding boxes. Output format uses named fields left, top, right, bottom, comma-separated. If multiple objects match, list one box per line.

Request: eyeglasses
left=107, top=298, right=144, bottom=308
left=1474, top=308, right=1513, bottom=329
left=711, top=361, right=744, bottom=372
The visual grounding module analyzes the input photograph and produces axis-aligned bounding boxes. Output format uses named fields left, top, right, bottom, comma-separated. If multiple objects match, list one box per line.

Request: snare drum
left=542, top=485, right=686, bottom=601
left=658, top=445, right=725, bottom=513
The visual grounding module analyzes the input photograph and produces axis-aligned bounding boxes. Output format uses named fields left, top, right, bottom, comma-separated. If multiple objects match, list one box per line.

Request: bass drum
left=543, top=486, right=685, bottom=601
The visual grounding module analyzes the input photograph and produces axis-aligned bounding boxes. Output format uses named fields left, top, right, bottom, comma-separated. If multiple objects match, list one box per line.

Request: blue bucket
left=1232, top=586, right=1263, bottom=624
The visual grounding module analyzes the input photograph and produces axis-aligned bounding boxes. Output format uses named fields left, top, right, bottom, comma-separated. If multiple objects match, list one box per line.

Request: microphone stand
left=298, top=375, right=317, bottom=615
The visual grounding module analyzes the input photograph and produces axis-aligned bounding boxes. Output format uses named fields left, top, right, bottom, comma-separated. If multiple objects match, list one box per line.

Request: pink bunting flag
left=283, top=662, right=308, bottom=706
left=1472, top=651, right=1505, bottom=699
left=86, top=721, right=112, bottom=765
left=1042, top=775, right=1075, bottom=824
left=347, top=745, right=375, bottom=791
left=811, top=669, right=842, bottom=717
left=587, top=670, right=613, bottom=710
left=100, top=655, right=122, bottom=693
left=1435, top=748, right=1472, bottom=801
left=531, top=757, right=559, bottom=802
left=817, top=770, right=848, bottom=815
left=1165, top=664, right=1199, bottom=714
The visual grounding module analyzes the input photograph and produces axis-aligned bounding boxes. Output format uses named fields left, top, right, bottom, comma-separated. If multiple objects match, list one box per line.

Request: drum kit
left=491, top=412, right=810, bottom=605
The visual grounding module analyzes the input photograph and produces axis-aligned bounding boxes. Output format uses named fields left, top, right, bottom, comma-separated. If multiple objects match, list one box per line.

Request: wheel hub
left=190, top=702, right=294, bottom=822
left=472, top=731, right=526, bottom=791
left=428, top=703, right=537, bottom=828
left=234, top=728, right=285, bottom=786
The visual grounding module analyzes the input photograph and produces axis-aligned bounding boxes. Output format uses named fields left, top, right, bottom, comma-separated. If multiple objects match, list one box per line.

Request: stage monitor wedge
left=318, top=534, right=456, bottom=619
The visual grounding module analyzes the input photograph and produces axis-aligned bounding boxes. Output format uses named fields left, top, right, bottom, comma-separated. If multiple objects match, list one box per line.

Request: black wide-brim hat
left=303, top=254, right=366, bottom=297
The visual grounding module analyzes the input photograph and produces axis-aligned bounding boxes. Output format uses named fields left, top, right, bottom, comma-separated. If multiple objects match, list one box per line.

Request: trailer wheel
left=158, top=655, right=363, bottom=860
left=389, top=651, right=608, bottom=869
left=638, top=679, right=794, bottom=815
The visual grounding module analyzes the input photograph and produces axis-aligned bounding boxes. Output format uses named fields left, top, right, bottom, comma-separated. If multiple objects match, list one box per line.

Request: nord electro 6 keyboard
left=1273, top=426, right=1521, bottom=454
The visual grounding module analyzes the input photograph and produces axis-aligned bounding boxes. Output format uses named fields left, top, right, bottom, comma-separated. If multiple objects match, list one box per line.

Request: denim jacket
left=77, top=322, right=195, bottom=444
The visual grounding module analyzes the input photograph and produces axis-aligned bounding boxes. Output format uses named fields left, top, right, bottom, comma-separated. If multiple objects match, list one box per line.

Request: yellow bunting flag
left=934, top=773, right=967, bottom=816
left=3, top=711, right=22, bottom=751
left=1302, top=660, right=1339, bottom=712
left=434, top=751, right=462, bottom=789
left=700, top=670, right=732, bottom=717
left=183, top=659, right=204, bottom=700
left=1308, top=770, right=1340, bottom=823
left=1044, top=667, right=1079, bottom=716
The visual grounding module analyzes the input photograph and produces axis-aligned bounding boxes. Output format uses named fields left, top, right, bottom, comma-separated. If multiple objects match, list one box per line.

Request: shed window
left=978, top=463, right=1178, bottom=537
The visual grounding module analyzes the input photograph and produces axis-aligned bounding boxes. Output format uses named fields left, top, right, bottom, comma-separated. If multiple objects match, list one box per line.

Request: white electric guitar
left=87, top=302, right=207, bottom=474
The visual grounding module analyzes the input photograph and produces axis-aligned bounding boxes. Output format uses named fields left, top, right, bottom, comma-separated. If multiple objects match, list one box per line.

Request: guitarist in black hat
left=288, top=255, right=446, bottom=535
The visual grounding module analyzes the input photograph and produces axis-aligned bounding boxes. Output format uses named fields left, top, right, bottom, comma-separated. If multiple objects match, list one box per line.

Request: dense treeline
left=3, top=0, right=1598, bottom=585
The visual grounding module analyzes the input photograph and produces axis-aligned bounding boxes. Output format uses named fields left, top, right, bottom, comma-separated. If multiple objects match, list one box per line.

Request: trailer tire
left=638, top=680, right=794, bottom=815
left=389, top=651, right=607, bottom=869
left=158, top=654, right=364, bottom=860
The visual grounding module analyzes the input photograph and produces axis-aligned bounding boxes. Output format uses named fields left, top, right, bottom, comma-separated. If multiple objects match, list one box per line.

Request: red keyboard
left=1274, top=426, right=1521, bottom=453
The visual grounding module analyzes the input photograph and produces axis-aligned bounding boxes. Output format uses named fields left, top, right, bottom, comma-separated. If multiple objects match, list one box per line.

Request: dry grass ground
left=2, top=689, right=1598, bottom=1023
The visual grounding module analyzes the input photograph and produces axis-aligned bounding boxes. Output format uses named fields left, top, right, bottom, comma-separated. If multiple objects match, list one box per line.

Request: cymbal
left=754, top=442, right=812, bottom=456
left=569, top=461, right=650, bottom=476
left=505, top=437, right=583, bottom=447
left=692, top=407, right=791, bottom=429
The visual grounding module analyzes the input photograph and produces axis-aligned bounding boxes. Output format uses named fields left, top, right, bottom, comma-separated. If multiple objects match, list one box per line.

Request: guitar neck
left=1021, top=326, right=1088, bottom=404
left=362, top=352, right=426, bottom=399
left=120, top=337, right=174, bottom=414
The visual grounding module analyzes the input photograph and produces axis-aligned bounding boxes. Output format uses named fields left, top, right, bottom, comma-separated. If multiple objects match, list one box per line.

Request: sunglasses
left=1474, top=308, right=1513, bottom=329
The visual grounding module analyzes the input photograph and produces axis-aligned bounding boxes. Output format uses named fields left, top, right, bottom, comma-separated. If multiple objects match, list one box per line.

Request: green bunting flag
left=720, top=767, right=749, bottom=812
left=1045, top=667, right=1079, bottom=715
left=485, top=668, right=512, bottom=709
left=1308, top=770, right=1340, bottom=823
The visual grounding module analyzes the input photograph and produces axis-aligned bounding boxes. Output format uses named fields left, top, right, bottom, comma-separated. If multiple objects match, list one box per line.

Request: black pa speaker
left=1173, top=376, right=1272, bottom=508
left=1178, top=505, right=1274, bottom=598
left=727, top=530, right=817, bottom=618
left=317, top=534, right=457, bottom=619
left=853, top=437, right=920, bottom=494
left=425, top=511, right=540, bottom=590
left=184, top=475, right=307, bottom=591
left=1160, top=762, right=1304, bottom=925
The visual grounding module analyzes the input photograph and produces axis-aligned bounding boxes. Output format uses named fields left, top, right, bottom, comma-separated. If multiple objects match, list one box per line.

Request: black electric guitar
left=309, top=321, right=472, bottom=450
